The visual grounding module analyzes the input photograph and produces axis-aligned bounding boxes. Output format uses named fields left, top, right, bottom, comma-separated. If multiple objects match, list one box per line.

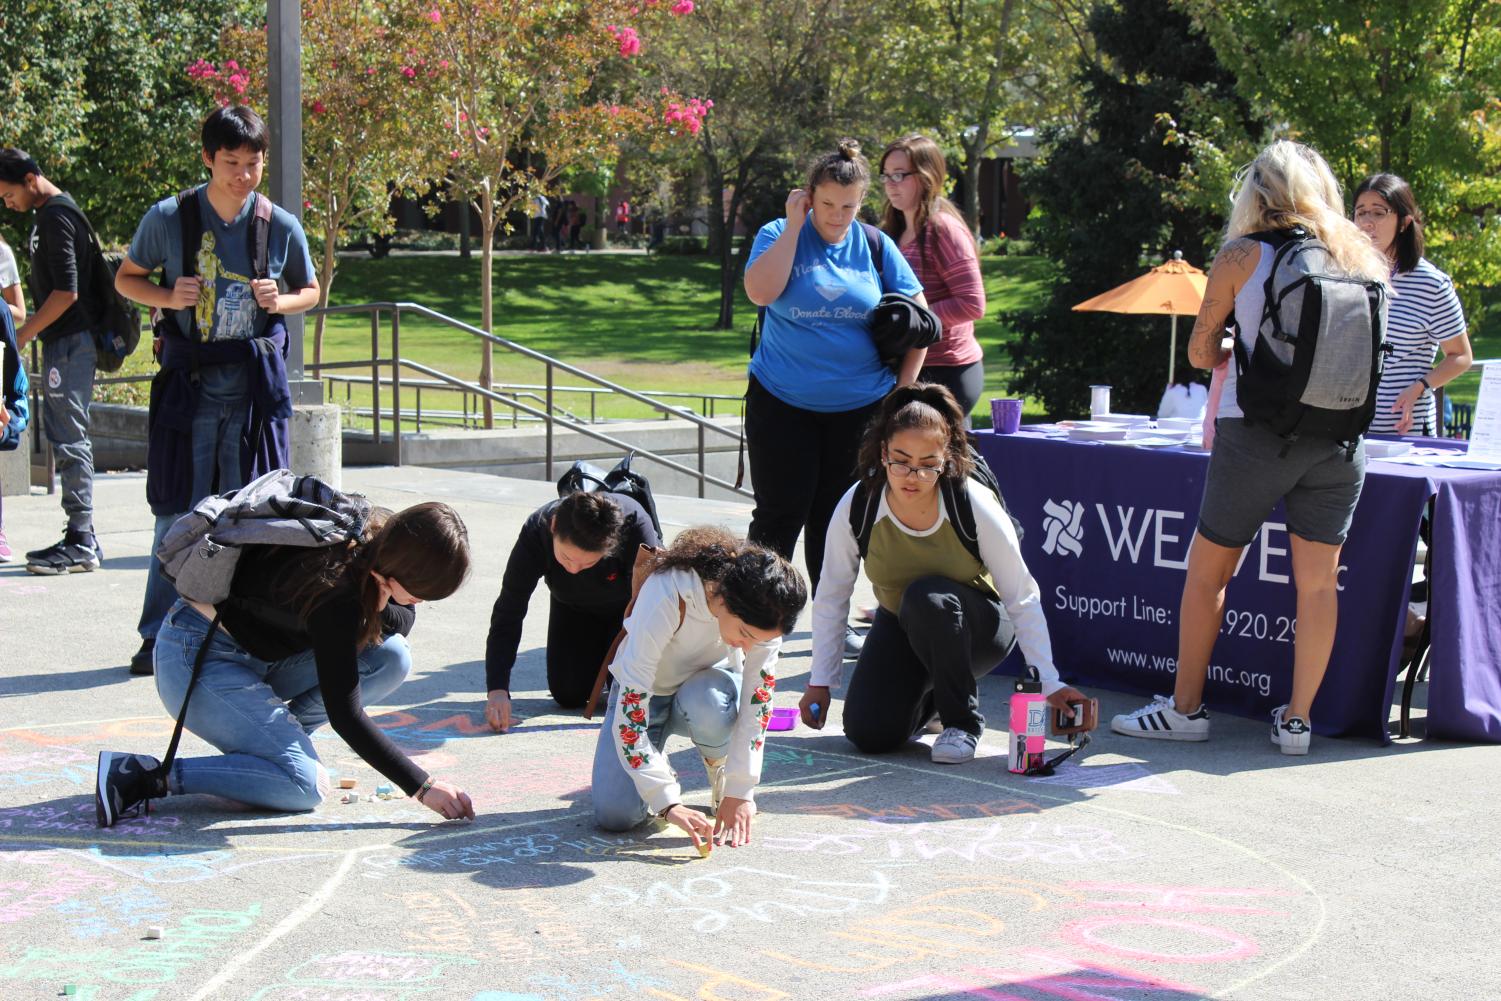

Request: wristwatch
left=658, top=803, right=680, bottom=818
left=1419, top=375, right=1433, bottom=392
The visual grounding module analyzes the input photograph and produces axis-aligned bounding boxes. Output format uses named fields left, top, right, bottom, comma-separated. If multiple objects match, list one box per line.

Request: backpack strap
left=847, top=480, right=881, bottom=561
left=939, top=475, right=984, bottom=564
left=158, top=608, right=220, bottom=776
left=860, top=221, right=886, bottom=290
left=174, top=188, right=205, bottom=343
left=249, top=192, right=273, bottom=282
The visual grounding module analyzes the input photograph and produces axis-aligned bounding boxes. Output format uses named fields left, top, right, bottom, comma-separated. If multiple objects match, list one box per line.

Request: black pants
left=843, top=576, right=1016, bottom=751
left=546, top=598, right=622, bottom=708
left=744, top=376, right=880, bottom=597
left=918, top=360, right=985, bottom=420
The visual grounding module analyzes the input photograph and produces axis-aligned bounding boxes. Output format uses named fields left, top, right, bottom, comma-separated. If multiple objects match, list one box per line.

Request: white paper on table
left=1468, top=364, right=1501, bottom=462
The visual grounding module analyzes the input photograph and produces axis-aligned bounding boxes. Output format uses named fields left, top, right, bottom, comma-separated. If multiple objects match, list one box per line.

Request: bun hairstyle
left=856, top=382, right=974, bottom=494
left=1353, top=173, right=1424, bottom=273
left=652, top=526, right=808, bottom=635
left=552, top=491, right=626, bottom=554
left=807, top=138, right=871, bottom=193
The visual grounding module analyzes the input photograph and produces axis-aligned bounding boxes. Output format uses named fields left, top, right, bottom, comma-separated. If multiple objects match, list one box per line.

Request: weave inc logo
left=1041, top=499, right=1085, bottom=558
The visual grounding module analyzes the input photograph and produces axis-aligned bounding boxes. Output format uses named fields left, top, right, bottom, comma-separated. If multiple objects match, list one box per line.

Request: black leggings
left=918, top=360, right=985, bottom=419
left=744, top=376, right=880, bottom=597
left=545, top=598, right=622, bottom=708
left=843, top=576, right=1016, bottom=751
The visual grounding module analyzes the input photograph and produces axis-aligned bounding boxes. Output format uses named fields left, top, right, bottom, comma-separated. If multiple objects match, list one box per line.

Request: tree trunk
left=480, top=184, right=495, bottom=429
left=315, top=222, right=339, bottom=370
left=961, top=139, right=983, bottom=238
left=715, top=182, right=743, bottom=331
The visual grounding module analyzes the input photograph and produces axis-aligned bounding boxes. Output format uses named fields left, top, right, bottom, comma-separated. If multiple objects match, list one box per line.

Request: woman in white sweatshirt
left=591, top=527, right=807, bottom=851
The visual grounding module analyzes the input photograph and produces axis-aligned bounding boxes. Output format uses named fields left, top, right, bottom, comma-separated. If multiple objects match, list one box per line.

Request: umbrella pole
left=1169, top=315, right=1177, bottom=385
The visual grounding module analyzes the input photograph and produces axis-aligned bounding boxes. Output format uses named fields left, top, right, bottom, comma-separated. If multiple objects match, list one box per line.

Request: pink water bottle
left=1008, top=672, right=1046, bottom=774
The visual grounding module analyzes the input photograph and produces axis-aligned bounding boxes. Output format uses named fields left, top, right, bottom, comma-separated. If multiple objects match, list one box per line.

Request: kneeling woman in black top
left=483, top=491, right=660, bottom=731
left=95, top=502, right=475, bottom=826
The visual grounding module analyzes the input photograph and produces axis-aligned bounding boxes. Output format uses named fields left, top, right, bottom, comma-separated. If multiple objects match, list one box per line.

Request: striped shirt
left=894, top=210, right=985, bottom=367
left=1370, top=258, right=1467, bottom=435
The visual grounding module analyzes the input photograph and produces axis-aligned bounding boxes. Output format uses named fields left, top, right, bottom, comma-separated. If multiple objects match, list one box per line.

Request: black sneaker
left=95, top=751, right=167, bottom=828
left=26, top=528, right=103, bottom=575
left=129, top=638, right=156, bottom=677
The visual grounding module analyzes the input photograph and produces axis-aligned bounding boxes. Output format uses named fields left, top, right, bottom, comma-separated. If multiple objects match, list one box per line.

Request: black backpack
left=167, top=187, right=275, bottom=341
left=1232, top=227, right=1389, bottom=445
left=44, top=194, right=143, bottom=373
left=849, top=435, right=1021, bottom=562
left=557, top=451, right=663, bottom=540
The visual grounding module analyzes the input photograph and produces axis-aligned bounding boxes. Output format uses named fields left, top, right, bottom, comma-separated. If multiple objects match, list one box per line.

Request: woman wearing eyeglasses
left=743, top=140, right=927, bottom=658
left=878, top=136, right=988, bottom=419
left=1352, top=174, right=1472, bottom=436
left=799, top=383, right=1086, bottom=763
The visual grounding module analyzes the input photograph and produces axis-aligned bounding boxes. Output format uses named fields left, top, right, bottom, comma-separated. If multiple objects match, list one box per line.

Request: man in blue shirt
left=115, top=106, right=319, bottom=676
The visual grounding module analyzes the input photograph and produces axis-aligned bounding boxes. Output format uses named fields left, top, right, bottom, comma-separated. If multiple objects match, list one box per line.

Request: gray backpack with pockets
left=157, top=468, right=372, bottom=605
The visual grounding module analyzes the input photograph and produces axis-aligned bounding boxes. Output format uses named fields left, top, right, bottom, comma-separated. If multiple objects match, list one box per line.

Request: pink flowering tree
left=418, top=0, right=706, bottom=426
left=187, top=1, right=448, bottom=367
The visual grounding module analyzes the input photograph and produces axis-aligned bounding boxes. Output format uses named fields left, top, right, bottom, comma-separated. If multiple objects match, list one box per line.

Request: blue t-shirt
left=127, top=185, right=315, bottom=344
left=747, top=218, right=922, bottom=412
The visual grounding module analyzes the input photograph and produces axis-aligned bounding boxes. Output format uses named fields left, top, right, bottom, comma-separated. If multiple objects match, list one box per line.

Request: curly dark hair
left=855, top=383, right=973, bottom=495
left=652, top=526, right=807, bottom=635
left=552, top=491, right=626, bottom=554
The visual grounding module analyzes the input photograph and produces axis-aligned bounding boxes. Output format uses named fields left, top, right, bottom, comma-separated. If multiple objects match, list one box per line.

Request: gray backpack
left=158, top=468, right=371, bottom=604
left=153, top=469, right=371, bottom=781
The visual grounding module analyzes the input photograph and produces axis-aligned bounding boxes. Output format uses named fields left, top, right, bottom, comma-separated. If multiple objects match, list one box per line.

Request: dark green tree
left=1006, top=0, right=1262, bottom=418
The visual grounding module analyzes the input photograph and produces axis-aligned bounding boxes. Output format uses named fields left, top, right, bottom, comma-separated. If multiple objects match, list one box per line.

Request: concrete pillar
left=0, top=423, right=28, bottom=496
left=289, top=404, right=342, bottom=488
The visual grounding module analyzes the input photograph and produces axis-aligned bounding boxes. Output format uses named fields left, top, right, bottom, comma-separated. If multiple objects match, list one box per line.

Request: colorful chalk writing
left=765, top=820, right=1142, bottom=865
left=589, top=867, right=896, bottom=934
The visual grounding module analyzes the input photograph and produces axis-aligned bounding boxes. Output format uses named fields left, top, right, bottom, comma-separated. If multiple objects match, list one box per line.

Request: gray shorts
left=1198, top=419, right=1366, bottom=547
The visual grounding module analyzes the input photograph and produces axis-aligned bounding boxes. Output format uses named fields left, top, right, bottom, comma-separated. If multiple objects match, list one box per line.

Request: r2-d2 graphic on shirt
left=194, top=230, right=260, bottom=342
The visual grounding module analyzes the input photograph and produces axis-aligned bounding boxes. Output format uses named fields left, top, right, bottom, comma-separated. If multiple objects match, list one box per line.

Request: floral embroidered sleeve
left=607, top=572, right=685, bottom=814
left=722, top=638, right=782, bottom=804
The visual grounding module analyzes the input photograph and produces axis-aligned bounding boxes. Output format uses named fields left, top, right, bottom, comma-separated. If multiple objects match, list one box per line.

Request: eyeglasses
left=1354, top=208, right=1393, bottom=223
left=879, top=171, right=914, bottom=185
left=883, top=459, right=944, bottom=482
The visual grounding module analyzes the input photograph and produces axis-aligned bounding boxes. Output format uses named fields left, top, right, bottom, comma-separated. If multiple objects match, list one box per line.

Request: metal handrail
left=307, top=301, right=750, bottom=498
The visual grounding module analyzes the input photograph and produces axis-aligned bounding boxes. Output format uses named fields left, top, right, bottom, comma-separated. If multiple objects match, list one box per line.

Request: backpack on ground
left=1232, top=227, right=1389, bottom=445
left=169, top=188, right=275, bottom=341
left=557, top=451, right=663, bottom=540
left=581, top=543, right=685, bottom=720
left=45, top=194, right=143, bottom=373
left=849, top=435, right=1021, bottom=563
left=153, top=469, right=373, bottom=779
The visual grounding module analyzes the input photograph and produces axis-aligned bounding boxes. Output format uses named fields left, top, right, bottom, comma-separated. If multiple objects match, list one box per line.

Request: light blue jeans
left=138, top=379, right=249, bottom=641
left=153, top=600, right=411, bottom=811
left=591, top=664, right=741, bottom=831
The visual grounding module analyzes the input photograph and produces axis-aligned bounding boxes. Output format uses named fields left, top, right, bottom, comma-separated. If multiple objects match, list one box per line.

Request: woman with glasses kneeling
left=593, top=528, right=806, bottom=852
left=800, top=384, right=1087, bottom=764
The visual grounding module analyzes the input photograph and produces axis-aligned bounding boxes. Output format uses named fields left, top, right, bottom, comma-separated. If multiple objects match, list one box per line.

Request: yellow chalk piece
left=337, top=778, right=357, bottom=789
left=696, top=841, right=712, bottom=858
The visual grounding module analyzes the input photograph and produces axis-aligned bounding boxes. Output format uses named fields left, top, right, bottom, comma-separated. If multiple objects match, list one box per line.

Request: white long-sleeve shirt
left=608, top=568, right=781, bottom=814
left=811, top=479, right=1064, bottom=695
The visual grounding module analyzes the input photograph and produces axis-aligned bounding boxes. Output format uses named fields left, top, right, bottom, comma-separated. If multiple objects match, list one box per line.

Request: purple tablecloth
left=976, top=430, right=1501, bottom=742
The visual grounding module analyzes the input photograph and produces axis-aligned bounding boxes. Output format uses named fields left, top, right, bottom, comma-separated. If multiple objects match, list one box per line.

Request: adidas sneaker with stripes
left=1110, top=694, right=1211, bottom=741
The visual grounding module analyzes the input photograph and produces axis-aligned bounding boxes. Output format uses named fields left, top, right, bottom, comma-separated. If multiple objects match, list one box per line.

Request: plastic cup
left=768, top=707, right=798, bottom=731
left=1090, top=385, right=1111, bottom=417
left=990, top=398, right=1023, bottom=434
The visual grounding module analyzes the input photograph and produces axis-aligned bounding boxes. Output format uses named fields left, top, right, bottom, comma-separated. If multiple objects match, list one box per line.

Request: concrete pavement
left=0, top=466, right=1495, bottom=1000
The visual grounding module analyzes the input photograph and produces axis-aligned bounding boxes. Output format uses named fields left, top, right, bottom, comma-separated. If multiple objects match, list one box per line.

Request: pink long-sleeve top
left=895, top=210, right=986, bottom=368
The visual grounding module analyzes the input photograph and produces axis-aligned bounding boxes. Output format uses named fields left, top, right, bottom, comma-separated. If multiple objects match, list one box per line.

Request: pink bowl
left=767, top=707, right=798, bottom=731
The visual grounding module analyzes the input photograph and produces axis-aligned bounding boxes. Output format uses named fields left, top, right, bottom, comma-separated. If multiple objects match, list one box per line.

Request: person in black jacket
left=93, top=501, right=475, bottom=827
left=0, top=148, right=104, bottom=573
left=484, top=491, right=661, bottom=731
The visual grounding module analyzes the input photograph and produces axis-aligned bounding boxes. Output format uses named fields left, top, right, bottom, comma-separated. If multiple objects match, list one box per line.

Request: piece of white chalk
left=144, top=926, right=164, bottom=940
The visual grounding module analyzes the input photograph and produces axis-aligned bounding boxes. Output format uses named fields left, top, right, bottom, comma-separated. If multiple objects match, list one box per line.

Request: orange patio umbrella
left=1071, top=251, right=1207, bottom=384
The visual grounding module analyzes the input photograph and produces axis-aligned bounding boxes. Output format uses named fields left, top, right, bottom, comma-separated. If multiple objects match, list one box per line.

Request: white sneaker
left=1110, top=694, right=1210, bottom=741
left=702, top=754, right=727, bottom=813
left=931, top=727, right=978, bottom=764
left=1270, top=706, right=1311, bottom=755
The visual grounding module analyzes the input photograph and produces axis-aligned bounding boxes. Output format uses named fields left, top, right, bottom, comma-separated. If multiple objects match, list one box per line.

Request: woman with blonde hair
left=1111, top=140, right=1389, bottom=755
left=877, top=135, right=987, bottom=417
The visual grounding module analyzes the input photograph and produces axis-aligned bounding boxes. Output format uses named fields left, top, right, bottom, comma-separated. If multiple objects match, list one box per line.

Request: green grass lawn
left=290, top=251, right=1054, bottom=429
left=97, top=250, right=1493, bottom=433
